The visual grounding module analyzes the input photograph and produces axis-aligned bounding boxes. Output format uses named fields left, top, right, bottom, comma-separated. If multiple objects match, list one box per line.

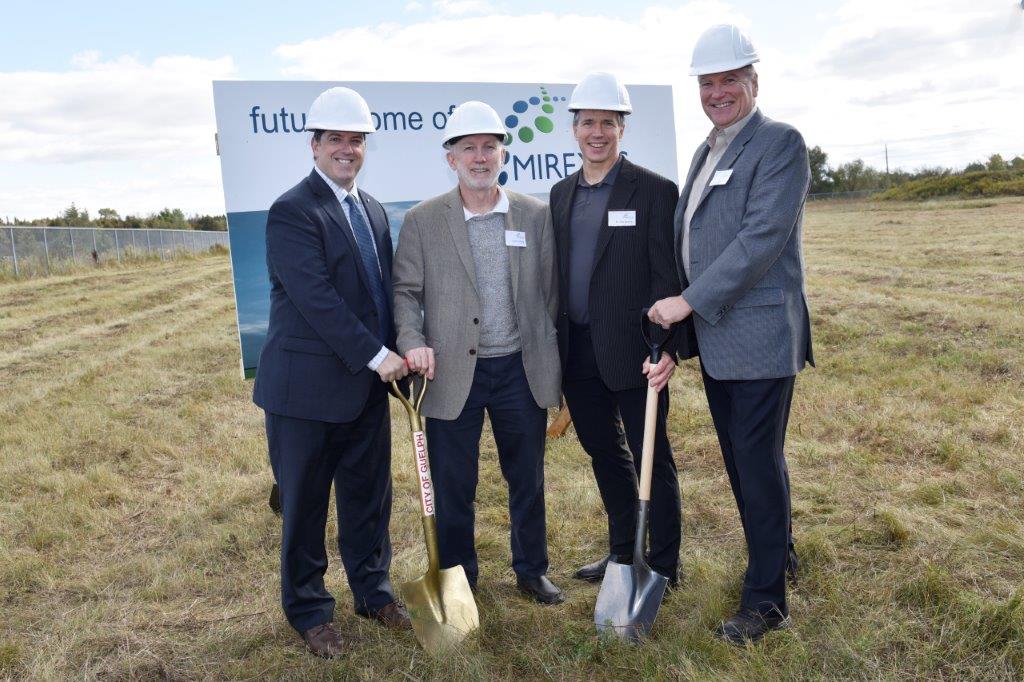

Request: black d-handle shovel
left=594, top=310, right=675, bottom=642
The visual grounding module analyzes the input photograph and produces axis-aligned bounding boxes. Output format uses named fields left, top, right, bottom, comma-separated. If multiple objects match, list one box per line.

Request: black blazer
left=550, top=156, right=697, bottom=391
left=253, top=169, right=395, bottom=423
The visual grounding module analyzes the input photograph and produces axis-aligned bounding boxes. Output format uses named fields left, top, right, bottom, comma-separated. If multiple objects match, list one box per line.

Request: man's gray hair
left=572, top=111, right=626, bottom=127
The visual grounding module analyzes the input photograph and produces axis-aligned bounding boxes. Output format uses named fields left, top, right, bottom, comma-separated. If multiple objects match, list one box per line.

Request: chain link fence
left=0, top=226, right=230, bottom=279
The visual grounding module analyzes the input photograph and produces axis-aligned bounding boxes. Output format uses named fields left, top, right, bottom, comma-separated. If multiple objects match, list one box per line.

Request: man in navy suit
left=648, top=25, right=813, bottom=644
left=253, top=87, right=410, bottom=658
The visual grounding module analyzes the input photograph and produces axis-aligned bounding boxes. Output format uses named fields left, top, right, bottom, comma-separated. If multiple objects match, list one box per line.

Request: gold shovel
left=390, top=377, right=480, bottom=654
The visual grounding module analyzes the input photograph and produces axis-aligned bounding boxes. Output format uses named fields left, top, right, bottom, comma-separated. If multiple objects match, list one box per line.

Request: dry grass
left=1, top=197, right=1022, bottom=680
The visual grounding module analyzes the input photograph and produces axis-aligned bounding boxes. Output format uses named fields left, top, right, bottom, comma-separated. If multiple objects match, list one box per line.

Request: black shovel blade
left=594, top=557, right=669, bottom=642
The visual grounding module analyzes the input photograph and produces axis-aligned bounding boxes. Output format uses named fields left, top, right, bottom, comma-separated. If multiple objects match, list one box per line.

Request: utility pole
left=884, top=143, right=890, bottom=187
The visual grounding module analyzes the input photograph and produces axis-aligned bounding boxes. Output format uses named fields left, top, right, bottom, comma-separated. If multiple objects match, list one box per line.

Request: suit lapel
left=592, top=157, right=637, bottom=272
left=551, top=175, right=577, bottom=296
left=505, top=194, right=522, bottom=303
left=693, top=110, right=765, bottom=215
left=308, top=170, right=373, bottom=294
left=443, top=187, right=479, bottom=294
left=680, top=144, right=710, bottom=210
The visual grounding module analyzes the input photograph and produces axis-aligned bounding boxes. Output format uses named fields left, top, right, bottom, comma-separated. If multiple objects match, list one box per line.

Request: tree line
left=4, top=149, right=1023, bottom=221
left=1, top=206, right=227, bottom=231
left=809, top=150, right=1024, bottom=195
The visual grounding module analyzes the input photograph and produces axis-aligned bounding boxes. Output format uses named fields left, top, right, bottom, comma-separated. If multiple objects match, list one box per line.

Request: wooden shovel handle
left=638, top=309, right=670, bottom=502
left=638, top=384, right=658, bottom=502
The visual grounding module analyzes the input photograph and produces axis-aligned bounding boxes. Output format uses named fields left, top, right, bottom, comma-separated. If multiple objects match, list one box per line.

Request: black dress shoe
left=573, top=555, right=611, bottom=582
left=714, top=607, right=790, bottom=645
left=516, top=575, right=565, bottom=604
left=574, top=554, right=634, bottom=582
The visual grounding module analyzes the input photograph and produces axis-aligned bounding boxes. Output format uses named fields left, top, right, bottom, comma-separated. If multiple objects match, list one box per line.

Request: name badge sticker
left=505, top=230, right=527, bottom=247
left=608, top=210, right=637, bottom=227
left=710, top=169, right=734, bottom=186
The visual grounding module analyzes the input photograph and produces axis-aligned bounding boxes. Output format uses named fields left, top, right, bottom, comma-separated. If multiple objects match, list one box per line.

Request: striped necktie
left=344, top=194, right=390, bottom=342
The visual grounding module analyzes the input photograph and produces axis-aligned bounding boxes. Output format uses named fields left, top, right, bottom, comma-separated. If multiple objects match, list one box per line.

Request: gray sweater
left=466, top=212, right=522, bottom=357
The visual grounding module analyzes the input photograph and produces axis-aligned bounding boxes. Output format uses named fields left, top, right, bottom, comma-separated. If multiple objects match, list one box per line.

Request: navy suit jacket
left=253, top=169, right=395, bottom=423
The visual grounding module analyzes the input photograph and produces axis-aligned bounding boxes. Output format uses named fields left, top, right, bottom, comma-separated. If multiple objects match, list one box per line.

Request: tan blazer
left=392, top=187, right=560, bottom=420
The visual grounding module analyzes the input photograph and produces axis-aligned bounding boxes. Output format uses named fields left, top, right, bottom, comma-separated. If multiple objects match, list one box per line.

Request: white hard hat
left=568, top=72, right=632, bottom=114
left=305, top=86, right=375, bottom=133
left=441, top=101, right=506, bottom=148
left=690, top=24, right=759, bottom=76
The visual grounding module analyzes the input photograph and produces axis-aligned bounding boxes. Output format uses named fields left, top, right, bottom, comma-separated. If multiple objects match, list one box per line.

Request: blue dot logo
left=498, top=85, right=566, bottom=185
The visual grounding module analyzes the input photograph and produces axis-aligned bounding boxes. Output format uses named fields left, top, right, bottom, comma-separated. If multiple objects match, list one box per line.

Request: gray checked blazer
left=392, top=187, right=561, bottom=419
left=675, top=109, right=815, bottom=381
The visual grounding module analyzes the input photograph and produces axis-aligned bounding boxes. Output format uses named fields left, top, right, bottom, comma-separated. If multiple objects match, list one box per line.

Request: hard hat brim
left=566, top=103, right=633, bottom=114
left=441, top=130, right=507, bottom=148
left=305, top=120, right=376, bottom=134
left=690, top=56, right=759, bottom=77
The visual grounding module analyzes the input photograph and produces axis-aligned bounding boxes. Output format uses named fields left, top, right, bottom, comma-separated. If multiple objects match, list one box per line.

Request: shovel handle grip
left=639, top=307, right=676, bottom=364
left=390, top=375, right=428, bottom=428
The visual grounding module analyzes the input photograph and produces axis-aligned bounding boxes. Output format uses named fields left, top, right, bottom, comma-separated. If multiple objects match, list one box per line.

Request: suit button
left=473, top=318, right=479, bottom=324
left=469, top=349, right=476, bottom=355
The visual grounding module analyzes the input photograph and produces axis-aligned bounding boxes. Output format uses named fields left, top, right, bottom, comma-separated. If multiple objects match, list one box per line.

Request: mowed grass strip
left=1, top=198, right=1022, bottom=680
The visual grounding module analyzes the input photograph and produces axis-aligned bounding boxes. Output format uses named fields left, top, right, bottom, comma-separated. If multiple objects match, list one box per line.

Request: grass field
left=1, top=198, right=1022, bottom=680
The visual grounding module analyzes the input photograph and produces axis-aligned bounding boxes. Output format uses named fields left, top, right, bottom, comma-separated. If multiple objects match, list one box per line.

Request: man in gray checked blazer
left=392, top=101, right=564, bottom=604
left=648, top=24, right=814, bottom=645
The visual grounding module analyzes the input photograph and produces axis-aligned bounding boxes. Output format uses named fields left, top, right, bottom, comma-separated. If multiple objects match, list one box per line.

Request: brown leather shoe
left=302, top=622, right=345, bottom=658
left=362, top=601, right=412, bottom=629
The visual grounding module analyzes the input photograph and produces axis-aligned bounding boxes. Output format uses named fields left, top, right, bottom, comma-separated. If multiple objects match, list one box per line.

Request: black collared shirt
left=568, top=156, right=623, bottom=324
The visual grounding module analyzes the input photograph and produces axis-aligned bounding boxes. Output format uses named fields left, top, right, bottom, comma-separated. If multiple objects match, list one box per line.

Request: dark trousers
left=701, top=364, right=795, bottom=616
left=425, top=352, right=549, bottom=586
left=562, top=322, right=681, bottom=579
left=265, top=391, right=396, bottom=633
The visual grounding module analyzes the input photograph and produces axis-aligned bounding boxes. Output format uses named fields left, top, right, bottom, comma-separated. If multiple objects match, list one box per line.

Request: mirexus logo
left=498, top=86, right=570, bottom=186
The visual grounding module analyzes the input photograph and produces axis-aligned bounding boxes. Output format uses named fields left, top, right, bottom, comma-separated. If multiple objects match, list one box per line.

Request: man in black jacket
left=549, top=72, right=695, bottom=586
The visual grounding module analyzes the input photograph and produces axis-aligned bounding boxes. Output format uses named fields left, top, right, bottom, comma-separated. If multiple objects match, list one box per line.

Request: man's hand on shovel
left=377, top=350, right=409, bottom=382
left=405, top=346, right=436, bottom=379
left=643, top=352, right=676, bottom=393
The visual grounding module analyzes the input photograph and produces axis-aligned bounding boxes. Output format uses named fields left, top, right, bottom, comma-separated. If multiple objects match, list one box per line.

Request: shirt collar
left=707, top=106, right=758, bottom=151
left=577, top=155, right=623, bottom=188
left=463, top=187, right=510, bottom=220
left=314, top=166, right=360, bottom=204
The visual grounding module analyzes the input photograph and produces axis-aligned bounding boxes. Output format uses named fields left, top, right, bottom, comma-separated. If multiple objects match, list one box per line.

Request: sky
left=1, top=0, right=1021, bottom=219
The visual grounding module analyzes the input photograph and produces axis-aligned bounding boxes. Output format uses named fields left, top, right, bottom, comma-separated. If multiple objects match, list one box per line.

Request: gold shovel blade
left=401, top=565, right=480, bottom=655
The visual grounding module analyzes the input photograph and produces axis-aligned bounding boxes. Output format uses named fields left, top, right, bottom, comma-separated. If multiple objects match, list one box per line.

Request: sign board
left=212, top=80, right=678, bottom=377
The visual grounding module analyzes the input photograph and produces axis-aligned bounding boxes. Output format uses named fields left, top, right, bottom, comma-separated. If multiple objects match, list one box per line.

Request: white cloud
left=432, top=0, right=496, bottom=17
left=797, top=0, right=1024, bottom=169
left=273, top=2, right=746, bottom=175
left=270, top=1, right=1023, bottom=175
left=0, top=51, right=235, bottom=163
left=3, top=2, right=1022, bottom=218
left=0, top=52, right=237, bottom=217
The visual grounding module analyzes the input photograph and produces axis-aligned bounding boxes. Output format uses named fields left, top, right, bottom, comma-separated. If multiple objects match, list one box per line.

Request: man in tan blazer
left=393, top=101, right=563, bottom=604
